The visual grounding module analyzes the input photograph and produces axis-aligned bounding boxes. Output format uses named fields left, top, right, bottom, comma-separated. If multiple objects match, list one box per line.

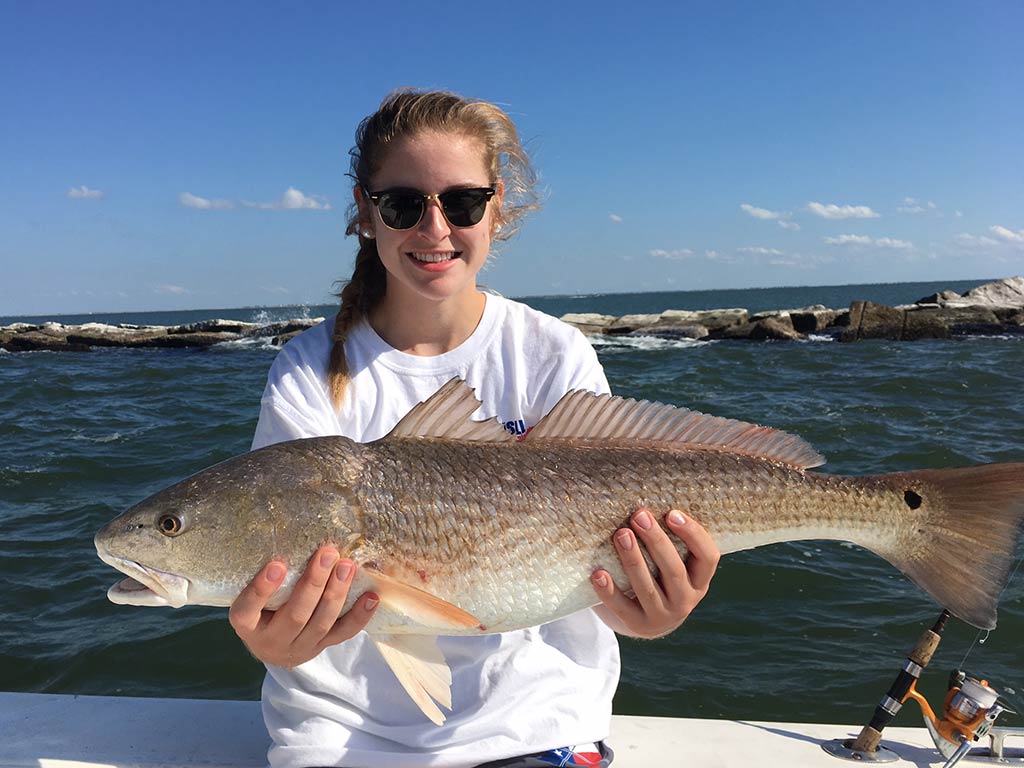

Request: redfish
left=95, top=379, right=1024, bottom=724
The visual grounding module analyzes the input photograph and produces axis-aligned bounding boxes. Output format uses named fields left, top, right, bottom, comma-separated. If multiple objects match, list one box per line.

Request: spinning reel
left=823, top=611, right=1022, bottom=766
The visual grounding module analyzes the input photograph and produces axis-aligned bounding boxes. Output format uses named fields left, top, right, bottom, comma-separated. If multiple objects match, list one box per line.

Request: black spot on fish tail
left=904, top=489, right=923, bottom=509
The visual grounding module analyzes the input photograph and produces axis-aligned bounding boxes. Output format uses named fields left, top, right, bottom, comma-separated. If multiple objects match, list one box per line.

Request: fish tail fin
left=372, top=634, right=452, bottom=725
left=876, top=463, right=1024, bottom=629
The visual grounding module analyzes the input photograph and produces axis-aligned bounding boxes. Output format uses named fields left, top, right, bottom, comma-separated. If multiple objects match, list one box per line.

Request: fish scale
left=351, top=440, right=927, bottom=635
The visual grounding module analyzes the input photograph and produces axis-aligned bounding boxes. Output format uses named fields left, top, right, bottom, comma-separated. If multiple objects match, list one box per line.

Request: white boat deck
left=0, top=692, right=974, bottom=767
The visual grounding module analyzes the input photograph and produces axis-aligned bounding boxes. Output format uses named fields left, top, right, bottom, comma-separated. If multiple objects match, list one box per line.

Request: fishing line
left=956, top=550, right=1024, bottom=669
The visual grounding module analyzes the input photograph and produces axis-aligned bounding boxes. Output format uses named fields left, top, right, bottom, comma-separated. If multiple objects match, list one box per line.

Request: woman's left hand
left=591, top=508, right=720, bottom=639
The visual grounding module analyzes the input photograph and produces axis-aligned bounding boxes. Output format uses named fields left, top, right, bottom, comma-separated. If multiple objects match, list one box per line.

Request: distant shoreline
left=1, top=277, right=1001, bottom=326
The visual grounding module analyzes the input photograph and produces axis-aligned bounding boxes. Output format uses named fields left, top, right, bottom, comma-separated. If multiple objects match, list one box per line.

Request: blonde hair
left=328, top=88, right=539, bottom=409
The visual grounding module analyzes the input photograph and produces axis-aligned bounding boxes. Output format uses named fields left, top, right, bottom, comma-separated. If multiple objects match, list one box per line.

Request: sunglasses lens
left=372, top=187, right=493, bottom=230
left=377, top=192, right=425, bottom=230
left=441, top=189, right=491, bottom=227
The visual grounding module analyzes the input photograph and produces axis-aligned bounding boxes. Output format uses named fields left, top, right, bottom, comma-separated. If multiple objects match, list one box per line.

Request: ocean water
left=1, top=279, right=1022, bottom=731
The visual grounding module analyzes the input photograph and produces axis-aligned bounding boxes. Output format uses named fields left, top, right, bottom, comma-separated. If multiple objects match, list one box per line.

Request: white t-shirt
left=251, top=292, right=619, bottom=768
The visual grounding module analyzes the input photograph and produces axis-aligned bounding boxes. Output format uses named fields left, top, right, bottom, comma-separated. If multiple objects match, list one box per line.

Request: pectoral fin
left=372, top=634, right=452, bottom=725
left=365, top=569, right=483, bottom=631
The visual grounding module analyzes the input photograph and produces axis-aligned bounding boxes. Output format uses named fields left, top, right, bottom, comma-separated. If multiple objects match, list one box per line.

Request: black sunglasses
left=364, top=186, right=496, bottom=231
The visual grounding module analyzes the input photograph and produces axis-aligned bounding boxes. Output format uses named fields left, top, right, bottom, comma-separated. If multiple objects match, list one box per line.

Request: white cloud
left=740, top=203, right=783, bottom=220
left=897, top=197, right=938, bottom=214
left=68, top=185, right=104, bottom=200
left=822, top=235, right=912, bottom=250
left=279, top=187, right=330, bottom=210
left=990, top=225, right=1024, bottom=243
left=649, top=248, right=694, bottom=260
left=875, top=237, right=913, bottom=250
left=180, top=192, right=233, bottom=210
left=955, top=233, right=999, bottom=248
left=245, top=187, right=331, bottom=211
left=806, top=202, right=880, bottom=219
left=155, top=284, right=189, bottom=295
left=609, top=214, right=623, bottom=223
left=954, top=210, right=963, bottom=218
left=741, top=203, right=800, bottom=230
left=738, top=246, right=784, bottom=256
left=824, top=234, right=873, bottom=246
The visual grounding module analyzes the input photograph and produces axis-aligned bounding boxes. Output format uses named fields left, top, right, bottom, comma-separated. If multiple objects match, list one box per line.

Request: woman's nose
left=417, top=196, right=452, bottom=239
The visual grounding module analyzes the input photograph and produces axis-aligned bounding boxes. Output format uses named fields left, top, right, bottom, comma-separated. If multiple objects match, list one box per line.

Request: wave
left=589, top=335, right=709, bottom=351
left=964, top=334, right=1024, bottom=342
left=247, top=305, right=315, bottom=324
left=213, top=336, right=279, bottom=351
left=70, top=432, right=125, bottom=444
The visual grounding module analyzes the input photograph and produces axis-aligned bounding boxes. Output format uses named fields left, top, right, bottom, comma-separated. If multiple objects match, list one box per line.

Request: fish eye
left=158, top=514, right=184, bottom=536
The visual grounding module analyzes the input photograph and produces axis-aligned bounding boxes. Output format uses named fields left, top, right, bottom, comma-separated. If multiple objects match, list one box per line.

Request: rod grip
left=851, top=725, right=883, bottom=754
left=908, top=628, right=942, bottom=667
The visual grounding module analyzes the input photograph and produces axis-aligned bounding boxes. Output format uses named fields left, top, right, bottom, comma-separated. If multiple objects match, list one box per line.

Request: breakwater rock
left=559, top=277, right=1024, bottom=342
left=0, top=318, right=324, bottom=353
left=3, top=278, right=1022, bottom=353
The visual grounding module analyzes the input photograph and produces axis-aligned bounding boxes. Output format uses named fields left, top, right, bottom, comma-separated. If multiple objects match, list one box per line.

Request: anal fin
left=372, top=634, right=452, bottom=725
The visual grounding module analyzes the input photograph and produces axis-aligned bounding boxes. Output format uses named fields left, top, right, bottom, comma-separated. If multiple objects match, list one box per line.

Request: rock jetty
left=3, top=278, right=1022, bottom=353
left=0, top=318, right=323, bottom=353
left=558, top=277, right=1024, bottom=343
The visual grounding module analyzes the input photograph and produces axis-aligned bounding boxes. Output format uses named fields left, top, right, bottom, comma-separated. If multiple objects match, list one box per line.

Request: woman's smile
left=407, top=249, right=461, bottom=268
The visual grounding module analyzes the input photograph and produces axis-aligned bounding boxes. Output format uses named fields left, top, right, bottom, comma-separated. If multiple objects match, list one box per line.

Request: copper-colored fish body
left=351, top=438, right=1020, bottom=635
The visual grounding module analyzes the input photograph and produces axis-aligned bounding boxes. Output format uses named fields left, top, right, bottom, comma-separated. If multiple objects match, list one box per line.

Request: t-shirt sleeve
left=528, top=325, right=611, bottom=421
left=251, top=396, right=321, bottom=450
left=563, top=329, right=611, bottom=396
left=251, top=339, right=337, bottom=450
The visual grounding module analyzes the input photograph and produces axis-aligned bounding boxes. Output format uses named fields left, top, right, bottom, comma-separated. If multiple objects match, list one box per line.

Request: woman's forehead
left=371, top=131, right=491, bottom=190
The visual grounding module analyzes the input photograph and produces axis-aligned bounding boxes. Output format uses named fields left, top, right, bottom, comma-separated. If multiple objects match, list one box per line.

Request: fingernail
left=668, top=510, right=686, bottom=526
left=364, top=595, right=379, bottom=611
left=320, top=550, right=339, bottom=568
left=633, top=510, right=652, bottom=530
left=266, top=563, right=285, bottom=583
left=593, top=572, right=608, bottom=588
left=615, top=529, right=634, bottom=551
left=335, top=561, right=353, bottom=582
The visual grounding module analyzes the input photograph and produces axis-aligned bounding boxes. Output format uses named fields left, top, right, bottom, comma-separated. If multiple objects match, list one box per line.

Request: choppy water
left=2, top=279, right=1022, bottom=729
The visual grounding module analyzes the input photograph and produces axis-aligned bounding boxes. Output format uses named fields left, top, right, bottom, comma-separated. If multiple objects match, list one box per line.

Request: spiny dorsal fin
left=385, top=378, right=514, bottom=442
left=527, top=390, right=825, bottom=470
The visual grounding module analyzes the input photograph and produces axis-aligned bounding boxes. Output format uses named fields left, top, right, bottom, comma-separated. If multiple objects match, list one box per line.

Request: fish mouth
left=95, top=548, right=190, bottom=608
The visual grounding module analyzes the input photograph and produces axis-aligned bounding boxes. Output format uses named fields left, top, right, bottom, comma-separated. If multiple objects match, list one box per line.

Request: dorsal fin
left=527, top=390, right=825, bottom=470
left=385, top=378, right=514, bottom=442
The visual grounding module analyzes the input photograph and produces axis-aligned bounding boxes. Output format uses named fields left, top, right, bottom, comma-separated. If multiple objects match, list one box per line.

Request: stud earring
left=361, top=228, right=375, bottom=239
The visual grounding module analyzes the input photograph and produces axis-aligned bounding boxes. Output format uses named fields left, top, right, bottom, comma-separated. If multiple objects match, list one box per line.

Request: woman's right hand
left=228, top=546, right=379, bottom=669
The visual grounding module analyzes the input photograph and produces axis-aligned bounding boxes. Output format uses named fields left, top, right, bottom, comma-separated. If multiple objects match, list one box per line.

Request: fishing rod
left=822, top=610, right=1021, bottom=766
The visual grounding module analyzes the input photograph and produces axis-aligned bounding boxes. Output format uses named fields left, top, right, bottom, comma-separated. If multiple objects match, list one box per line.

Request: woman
left=229, top=89, right=719, bottom=768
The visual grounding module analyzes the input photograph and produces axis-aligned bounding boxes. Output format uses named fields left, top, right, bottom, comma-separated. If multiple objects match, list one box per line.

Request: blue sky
left=2, top=1, right=1021, bottom=315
